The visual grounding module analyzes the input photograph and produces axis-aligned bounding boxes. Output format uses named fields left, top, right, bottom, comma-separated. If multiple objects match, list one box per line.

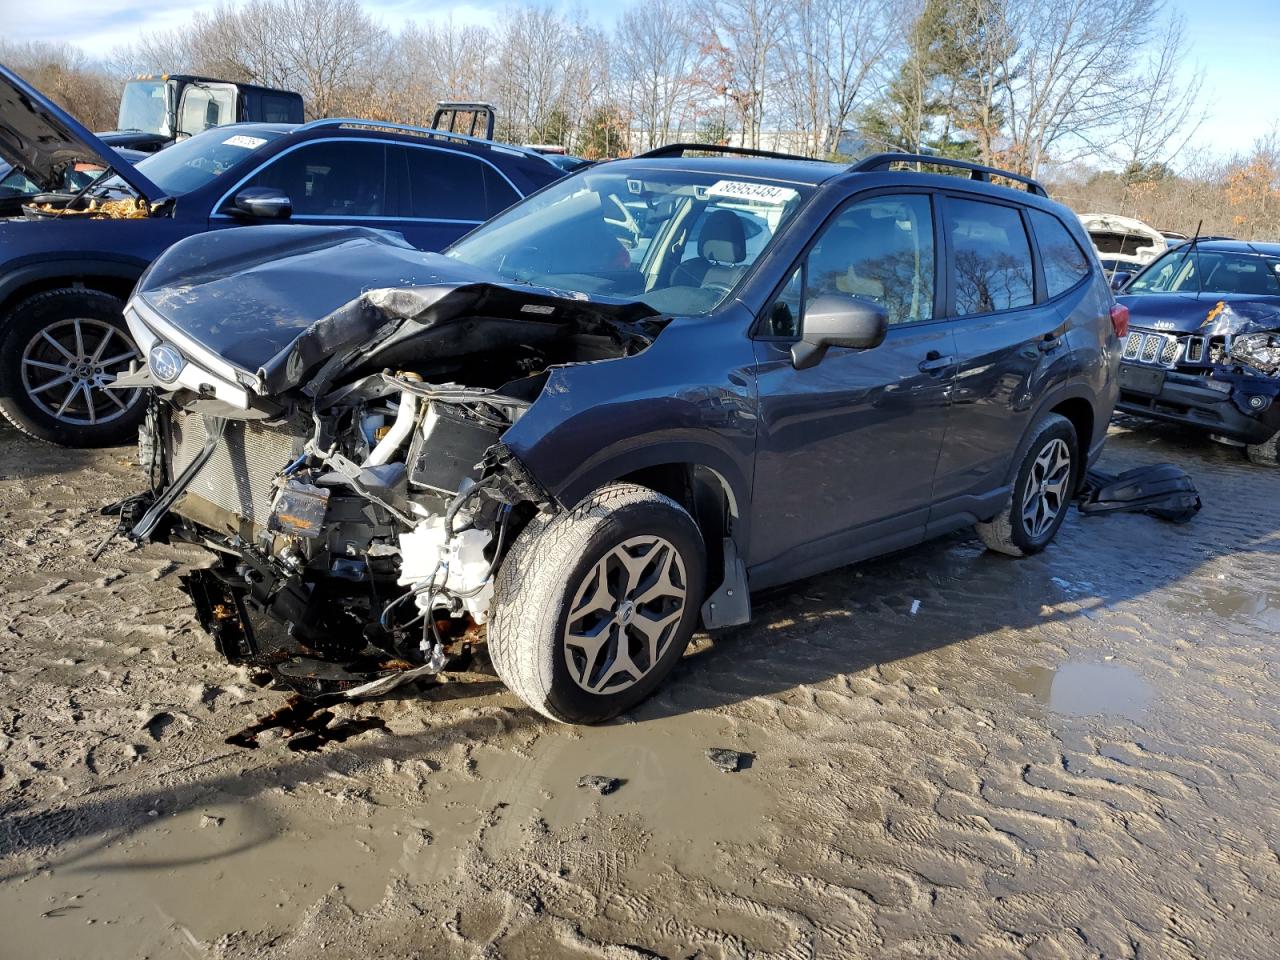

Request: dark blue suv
left=0, top=65, right=562, bottom=446
left=119, top=145, right=1121, bottom=723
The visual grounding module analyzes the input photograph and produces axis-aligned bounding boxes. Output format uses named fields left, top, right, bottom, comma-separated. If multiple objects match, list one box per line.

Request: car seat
left=671, top=210, right=747, bottom=290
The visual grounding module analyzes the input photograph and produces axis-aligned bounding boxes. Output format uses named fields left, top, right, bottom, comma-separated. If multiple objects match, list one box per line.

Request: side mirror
left=791, top=294, right=888, bottom=370
left=1109, top=270, right=1133, bottom=292
left=231, top=187, right=292, bottom=220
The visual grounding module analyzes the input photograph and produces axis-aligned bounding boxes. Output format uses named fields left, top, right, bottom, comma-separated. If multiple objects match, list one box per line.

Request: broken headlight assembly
left=1228, top=332, right=1280, bottom=377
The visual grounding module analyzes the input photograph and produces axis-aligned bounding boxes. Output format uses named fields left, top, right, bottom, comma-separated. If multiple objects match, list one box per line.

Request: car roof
left=607, top=156, right=846, bottom=186
left=1176, top=239, right=1280, bottom=255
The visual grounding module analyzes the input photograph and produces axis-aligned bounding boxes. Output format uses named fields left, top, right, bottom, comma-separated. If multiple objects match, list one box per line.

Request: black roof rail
left=849, top=152, right=1047, bottom=197
left=636, top=142, right=821, bottom=163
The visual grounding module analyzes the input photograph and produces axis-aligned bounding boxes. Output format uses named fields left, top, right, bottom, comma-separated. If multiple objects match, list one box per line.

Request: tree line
left=4, top=0, right=1280, bottom=237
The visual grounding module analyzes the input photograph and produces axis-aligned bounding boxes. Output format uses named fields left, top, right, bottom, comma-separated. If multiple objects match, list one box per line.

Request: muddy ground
left=0, top=418, right=1276, bottom=959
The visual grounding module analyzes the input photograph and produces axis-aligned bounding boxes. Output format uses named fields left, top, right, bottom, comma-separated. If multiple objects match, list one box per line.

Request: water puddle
left=1003, top=661, right=1153, bottom=721
left=1169, top=585, right=1280, bottom=632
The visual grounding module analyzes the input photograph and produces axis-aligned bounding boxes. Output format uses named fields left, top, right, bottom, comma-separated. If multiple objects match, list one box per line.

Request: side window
left=178, top=86, right=236, bottom=136
left=260, top=95, right=296, bottom=123
left=400, top=147, right=515, bottom=221
left=764, top=193, right=935, bottom=335
left=946, top=197, right=1034, bottom=315
left=1029, top=208, right=1090, bottom=297
left=237, top=141, right=387, bottom=217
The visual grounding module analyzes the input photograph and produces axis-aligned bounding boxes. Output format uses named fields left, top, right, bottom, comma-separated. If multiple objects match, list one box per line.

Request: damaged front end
left=1117, top=298, right=1280, bottom=445
left=111, top=228, right=667, bottom=697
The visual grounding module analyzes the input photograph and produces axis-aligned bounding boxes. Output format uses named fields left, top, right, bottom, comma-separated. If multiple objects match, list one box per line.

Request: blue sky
left=8, top=0, right=1278, bottom=161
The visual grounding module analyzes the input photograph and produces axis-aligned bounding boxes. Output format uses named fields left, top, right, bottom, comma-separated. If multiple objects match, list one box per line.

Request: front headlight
left=1229, top=333, right=1280, bottom=376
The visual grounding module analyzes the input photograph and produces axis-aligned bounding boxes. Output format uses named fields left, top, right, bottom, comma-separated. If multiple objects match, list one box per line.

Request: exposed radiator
left=168, top=412, right=301, bottom=527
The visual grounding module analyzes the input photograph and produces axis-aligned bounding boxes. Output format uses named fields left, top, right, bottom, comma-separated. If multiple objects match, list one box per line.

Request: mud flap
left=700, top=537, right=751, bottom=629
left=1076, top=463, right=1201, bottom=523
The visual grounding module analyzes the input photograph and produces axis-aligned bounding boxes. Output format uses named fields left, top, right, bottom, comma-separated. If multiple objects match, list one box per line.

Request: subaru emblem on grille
left=149, top=342, right=185, bottom=384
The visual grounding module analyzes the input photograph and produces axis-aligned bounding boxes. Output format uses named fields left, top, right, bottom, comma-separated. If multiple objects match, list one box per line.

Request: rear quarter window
left=1029, top=208, right=1091, bottom=297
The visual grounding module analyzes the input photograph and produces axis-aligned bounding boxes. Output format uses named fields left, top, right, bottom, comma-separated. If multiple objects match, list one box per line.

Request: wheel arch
left=0, top=261, right=145, bottom=324
left=1008, top=383, right=1100, bottom=493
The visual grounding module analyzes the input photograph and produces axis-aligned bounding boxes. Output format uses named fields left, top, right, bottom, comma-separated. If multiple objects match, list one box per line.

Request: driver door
left=747, top=192, right=956, bottom=584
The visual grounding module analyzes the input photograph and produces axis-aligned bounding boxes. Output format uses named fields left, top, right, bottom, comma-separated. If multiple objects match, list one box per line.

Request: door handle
left=918, top=352, right=957, bottom=374
left=1038, top=334, right=1063, bottom=352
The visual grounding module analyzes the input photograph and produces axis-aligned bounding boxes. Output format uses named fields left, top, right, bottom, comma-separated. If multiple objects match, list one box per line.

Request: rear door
left=748, top=191, right=956, bottom=583
left=387, top=143, right=522, bottom=250
left=932, top=195, right=1078, bottom=516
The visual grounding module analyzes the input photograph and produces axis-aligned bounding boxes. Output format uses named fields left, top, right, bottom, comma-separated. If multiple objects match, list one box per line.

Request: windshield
left=129, top=127, right=285, bottom=196
left=446, top=168, right=813, bottom=315
left=1128, top=247, right=1280, bottom=297
left=117, top=80, right=170, bottom=137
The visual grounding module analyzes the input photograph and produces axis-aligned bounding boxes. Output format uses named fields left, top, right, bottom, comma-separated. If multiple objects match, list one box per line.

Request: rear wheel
left=0, top=289, right=144, bottom=447
left=488, top=483, right=706, bottom=724
left=976, top=413, right=1078, bottom=557
left=1245, top=431, right=1279, bottom=467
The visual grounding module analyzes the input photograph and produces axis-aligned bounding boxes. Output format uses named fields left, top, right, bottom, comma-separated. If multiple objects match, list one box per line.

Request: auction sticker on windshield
left=223, top=135, right=268, bottom=150
left=706, top=180, right=798, bottom=205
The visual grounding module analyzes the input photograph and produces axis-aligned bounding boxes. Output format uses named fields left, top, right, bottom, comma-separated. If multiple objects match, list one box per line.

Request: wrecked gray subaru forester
left=113, top=151, right=1119, bottom=723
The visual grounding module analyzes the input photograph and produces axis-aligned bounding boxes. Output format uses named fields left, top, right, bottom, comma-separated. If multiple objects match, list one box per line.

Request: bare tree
left=696, top=0, right=789, bottom=148
left=777, top=0, right=896, bottom=157
left=1113, top=12, right=1206, bottom=174
left=615, top=0, right=705, bottom=150
left=4, top=41, right=121, bottom=131
left=997, top=0, right=1161, bottom=176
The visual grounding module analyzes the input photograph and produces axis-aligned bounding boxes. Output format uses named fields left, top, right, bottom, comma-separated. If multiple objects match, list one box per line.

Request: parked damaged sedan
left=111, top=151, right=1119, bottom=723
left=1116, top=240, right=1280, bottom=465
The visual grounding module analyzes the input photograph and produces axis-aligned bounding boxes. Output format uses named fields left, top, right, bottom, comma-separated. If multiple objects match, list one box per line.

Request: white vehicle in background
left=1077, top=213, right=1167, bottom=279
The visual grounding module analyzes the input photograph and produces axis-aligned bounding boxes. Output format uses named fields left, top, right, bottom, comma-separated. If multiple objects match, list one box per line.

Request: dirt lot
left=0, top=417, right=1276, bottom=959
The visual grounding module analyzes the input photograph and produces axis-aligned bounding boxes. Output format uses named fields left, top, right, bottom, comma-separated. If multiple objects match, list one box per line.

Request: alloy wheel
left=20, top=318, right=141, bottom=426
left=1021, top=437, right=1072, bottom=539
left=563, top=535, right=688, bottom=694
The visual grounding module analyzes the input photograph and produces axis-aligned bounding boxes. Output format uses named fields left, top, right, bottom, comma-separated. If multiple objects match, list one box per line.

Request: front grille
left=169, top=412, right=301, bottom=526
left=1123, top=332, right=1142, bottom=359
left=1126, top=329, right=1180, bottom=368
left=1186, top=337, right=1204, bottom=362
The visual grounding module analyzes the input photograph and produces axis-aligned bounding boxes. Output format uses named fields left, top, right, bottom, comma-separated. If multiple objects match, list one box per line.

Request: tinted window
left=806, top=194, right=935, bottom=326
left=239, top=140, right=387, bottom=217
left=260, top=94, right=297, bottom=123
left=1030, top=209, right=1090, bottom=296
left=399, top=146, right=516, bottom=221
left=947, top=198, right=1034, bottom=316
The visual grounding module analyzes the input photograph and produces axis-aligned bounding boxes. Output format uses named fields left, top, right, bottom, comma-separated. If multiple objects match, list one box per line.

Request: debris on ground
left=1077, top=463, right=1201, bottom=523
left=576, top=774, right=624, bottom=795
left=706, top=748, right=753, bottom=773
left=224, top=695, right=387, bottom=752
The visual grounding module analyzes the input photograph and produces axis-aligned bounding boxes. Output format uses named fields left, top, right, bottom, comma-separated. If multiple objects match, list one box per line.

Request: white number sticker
left=222, top=135, right=268, bottom=149
left=705, top=180, right=798, bottom=205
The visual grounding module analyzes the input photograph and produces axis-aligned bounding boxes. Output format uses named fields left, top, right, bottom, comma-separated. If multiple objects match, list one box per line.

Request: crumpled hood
left=0, top=64, right=167, bottom=202
left=134, top=224, right=661, bottom=396
left=1119, top=292, right=1280, bottom=335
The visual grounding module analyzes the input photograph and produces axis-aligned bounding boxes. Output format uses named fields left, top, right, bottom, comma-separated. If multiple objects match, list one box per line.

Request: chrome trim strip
left=125, top=298, right=254, bottom=407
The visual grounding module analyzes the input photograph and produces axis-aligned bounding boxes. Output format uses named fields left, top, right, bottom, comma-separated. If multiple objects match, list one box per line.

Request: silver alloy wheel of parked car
left=20, top=317, right=140, bottom=426
left=1020, top=437, right=1072, bottom=539
left=563, top=534, right=688, bottom=694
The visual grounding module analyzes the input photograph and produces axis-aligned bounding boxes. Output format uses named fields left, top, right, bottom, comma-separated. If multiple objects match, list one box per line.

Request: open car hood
left=133, top=225, right=662, bottom=396
left=0, top=64, right=168, bottom=202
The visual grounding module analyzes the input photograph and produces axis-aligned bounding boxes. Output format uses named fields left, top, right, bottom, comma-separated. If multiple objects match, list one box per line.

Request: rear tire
left=1245, top=431, right=1279, bottom=467
left=0, top=289, right=145, bottom=447
left=976, top=413, right=1079, bottom=557
left=488, top=483, right=706, bottom=724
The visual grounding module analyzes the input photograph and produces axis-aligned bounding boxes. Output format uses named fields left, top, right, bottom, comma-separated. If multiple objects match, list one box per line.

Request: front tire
left=488, top=483, right=706, bottom=724
left=0, top=289, right=145, bottom=447
left=976, top=413, right=1079, bottom=557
